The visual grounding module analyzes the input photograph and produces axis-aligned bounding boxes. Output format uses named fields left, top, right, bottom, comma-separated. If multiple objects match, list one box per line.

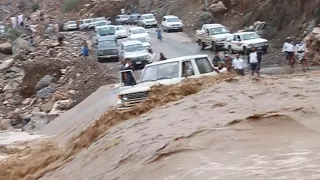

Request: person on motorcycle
left=156, top=26, right=162, bottom=41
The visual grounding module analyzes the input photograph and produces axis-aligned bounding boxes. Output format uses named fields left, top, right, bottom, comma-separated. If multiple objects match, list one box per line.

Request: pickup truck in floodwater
left=116, top=54, right=227, bottom=110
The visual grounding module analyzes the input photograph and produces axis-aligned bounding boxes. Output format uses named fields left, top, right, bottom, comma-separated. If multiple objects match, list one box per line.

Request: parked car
left=195, top=23, right=232, bottom=51
left=161, top=15, right=183, bottom=32
left=79, top=19, right=94, bottom=30
left=63, top=21, right=78, bottom=31
left=138, top=13, right=157, bottom=28
left=94, top=25, right=117, bottom=44
left=223, top=32, right=269, bottom=54
left=129, top=13, right=141, bottom=24
left=119, top=40, right=149, bottom=69
left=96, top=39, right=119, bottom=62
left=116, top=14, right=130, bottom=25
left=128, top=27, right=150, bottom=40
left=128, top=27, right=151, bottom=49
left=115, top=25, right=127, bottom=39
left=116, top=54, right=227, bottom=110
left=94, top=20, right=109, bottom=32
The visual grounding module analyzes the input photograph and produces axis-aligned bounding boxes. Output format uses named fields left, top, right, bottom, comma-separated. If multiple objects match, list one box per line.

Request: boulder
left=0, top=42, right=12, bottom=55
left=209, top=1, right=227, bottom=14
left=12, top=37, right=33, bottom=55
left=52, top=91, right=70, bottom=101
left=0, top=58, right=14, bottom=71
left=35, top=75, right=55, bottom=91
left=36, top=86, right=55, bottom=98
left=49, top=99, right=73, bottom=116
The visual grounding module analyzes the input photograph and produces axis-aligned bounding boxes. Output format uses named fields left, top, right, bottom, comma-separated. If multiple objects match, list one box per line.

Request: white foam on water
left=0, top=131, right=44, bottom=146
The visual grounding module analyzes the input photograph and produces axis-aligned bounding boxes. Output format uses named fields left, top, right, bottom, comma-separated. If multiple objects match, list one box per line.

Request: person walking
left=81, top=41, right=89, bottom=59
left=295, top=38, right=309, bottom=71
left=156, top=26, right=162, bottom=41
left=159, top=53, right=167, bottom=61
left=232, top=53, right=245, bottom=76
left=282, top=37, right=295, bottom=69
left=248, top=47, right=261, bottom=78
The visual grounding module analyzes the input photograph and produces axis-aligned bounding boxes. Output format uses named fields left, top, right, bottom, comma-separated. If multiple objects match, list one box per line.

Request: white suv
left=138, top=13, right=157, bottom=28
left=116, top=54, right=227, bottom=110
left=161, top=15, right=183, bottom=32
left=120, top=40, right=149, bottom=69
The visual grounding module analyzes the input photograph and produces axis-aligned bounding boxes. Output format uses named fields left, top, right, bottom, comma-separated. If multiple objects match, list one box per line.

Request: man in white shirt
left=232, top=53, right=245, bottom=76
left=295, top=38, right=309, bottom=71
left=147, top=49, right=157, bottom=63
left=249, top=46, right=261, bottom=78
left=282, top=37, right=295, bottom=69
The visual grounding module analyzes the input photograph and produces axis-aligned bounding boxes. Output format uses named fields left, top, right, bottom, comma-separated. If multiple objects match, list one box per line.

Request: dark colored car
left=115, top=15, right=130, bottom=25
left=96, top=40, right=119, bottom=62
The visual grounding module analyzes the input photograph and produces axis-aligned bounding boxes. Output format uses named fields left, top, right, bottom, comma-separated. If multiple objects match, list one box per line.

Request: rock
left=68, top=89, right=76, bottom=95
left=3, top=84, right=14, bottom=92
left=0, top=119, right=11, bottom=130
left=10, top=114, right=23, bottom=127
left=40, top=101, right=55, bottom=113
left=49, top=99, right=73, bottom=115
left=4, top=93, right=13, bottom=100
left=36, top=75, right=55, bottom=91
left=209, top=1, right=227, bottom=14
left=52, top=91, right=70, bottom=101
left=22, top=98, right=31, bottom=105
left=0, top=59, right=14, bottom=71
left=36, top=86, right=55, bottom=98
left=60, top=69, right=67, bottom=74
left=12, top=37, right=33, bottom=55
left=0, top=42, right=12, bottom=55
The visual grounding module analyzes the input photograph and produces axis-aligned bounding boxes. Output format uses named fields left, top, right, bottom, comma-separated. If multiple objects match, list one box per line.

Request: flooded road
left=40, top=71, right=320, bottom=180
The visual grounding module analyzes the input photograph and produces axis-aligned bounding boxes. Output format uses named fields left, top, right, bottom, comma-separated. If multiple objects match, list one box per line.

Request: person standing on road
left=159, top=53, right=167, bottom=61
left=212, top=52, right=222, bottom=67
left=156, top=26, right=162, bottom=41
left=295, top=38, right=309, bottom=71
left=148, top=49, right=157, bottom=63
left=124, top=59, right=136, bottom=86
left=81, top=40, right=89, bottom=59
left=249, top=47, right=261, bottom=78
left=232, top=53, right=245, bottom=76
left=282, top=37, right=295, bottom=69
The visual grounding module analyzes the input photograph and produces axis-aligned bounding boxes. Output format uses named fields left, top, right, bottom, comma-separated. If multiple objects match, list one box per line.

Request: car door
left=162, top=18, right=166, bottom=28
left=193, top=57, right=221, bottom=77
left=231, top=35, right=241, bottom=51
left=180, top=59, right=198, bottom=79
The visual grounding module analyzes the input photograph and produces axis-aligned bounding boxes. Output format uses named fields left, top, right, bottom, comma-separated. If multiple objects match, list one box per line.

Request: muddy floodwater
left=33, top=71, right=320, bottom=180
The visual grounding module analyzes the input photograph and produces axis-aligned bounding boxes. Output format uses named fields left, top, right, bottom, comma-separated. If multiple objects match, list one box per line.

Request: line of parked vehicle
left=195, top=23, right=269, bottom=55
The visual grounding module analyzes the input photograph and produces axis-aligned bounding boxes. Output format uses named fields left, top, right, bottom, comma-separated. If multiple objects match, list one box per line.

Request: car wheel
left=243, top=46, right=248, bottom=55
left=212, top=41, right=216, bottom=52
left=198, top=40, right=205, bottom=50
left=228, top=45, right=233, bottom=54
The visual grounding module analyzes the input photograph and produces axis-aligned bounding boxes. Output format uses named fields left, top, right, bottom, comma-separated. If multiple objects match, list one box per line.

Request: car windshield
left=143, top=15, right=154, bottom=19
left=68, top=21, right=76, bottom=24
left=94, top=18, right=105, bottom=22
left=132, top=37, right=147, bottom=42
left=98, top=41, right=117, bottom=48
left=241, top=33, right=260, bottom=40
left=140, top=62, right=180, bottom=82
left=131, top=29, right=146, bottom=34
left=124, top=44, right=145, bottom=52
left=209, top=27, right=229, bottom=35
left=84, top=20, right=92, bottom=23
left=116, top=26, right=125, bottom=30
left=96, top=21, right=107, bottom=26
left=98, top=26, right=116, bottom=35
left=120, top=15, right=129, bottom=19
left=166, top=18, right=180, bottom=22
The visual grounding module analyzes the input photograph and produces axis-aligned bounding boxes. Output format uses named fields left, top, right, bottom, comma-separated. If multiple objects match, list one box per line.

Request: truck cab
left=196, top=24, right=232, bottom=51
left=116, top=54, right=227, bottom=110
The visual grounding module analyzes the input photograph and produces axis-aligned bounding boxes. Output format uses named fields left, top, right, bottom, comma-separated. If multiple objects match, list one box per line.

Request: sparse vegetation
left=31, top=3, right=40, bottom=12
left=62, top=0, right=84, bottom=12
left=7, top=28, right=23, bottom=40
left=17, top=0, right=27, bottom=9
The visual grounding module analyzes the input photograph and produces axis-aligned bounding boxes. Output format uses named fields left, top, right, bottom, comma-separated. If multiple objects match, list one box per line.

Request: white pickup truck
left=116, top=54, right=227, bottom=110
left=223, top=32, right=269, bottom=54
left=196, top=24, right=232, bottom=51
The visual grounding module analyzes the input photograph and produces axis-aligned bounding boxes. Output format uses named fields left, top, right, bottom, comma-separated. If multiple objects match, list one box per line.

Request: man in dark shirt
left=124, top=59, right=136, bottom=86
left=212, top=52, right=222, bottom=67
